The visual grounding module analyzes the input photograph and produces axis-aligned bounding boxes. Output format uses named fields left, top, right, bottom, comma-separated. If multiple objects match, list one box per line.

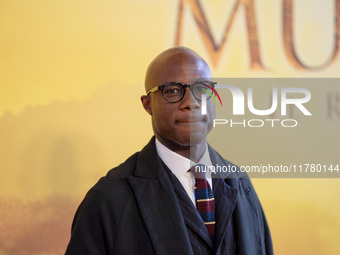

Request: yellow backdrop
left=0, top=0, right=339, bottom=254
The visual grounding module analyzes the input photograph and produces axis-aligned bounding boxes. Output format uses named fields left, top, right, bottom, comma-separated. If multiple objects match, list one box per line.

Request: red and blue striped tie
left=191, top=165, right=216, bottom=242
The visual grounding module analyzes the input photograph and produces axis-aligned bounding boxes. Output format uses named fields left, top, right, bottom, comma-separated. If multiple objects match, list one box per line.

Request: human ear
left=141, top=95, right=152, bottom=115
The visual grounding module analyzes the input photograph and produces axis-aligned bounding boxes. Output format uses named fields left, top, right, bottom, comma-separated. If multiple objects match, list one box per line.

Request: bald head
left=144, top=47, right=211, bottom=92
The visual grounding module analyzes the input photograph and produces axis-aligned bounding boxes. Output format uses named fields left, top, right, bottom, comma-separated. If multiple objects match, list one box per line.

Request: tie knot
left=189, top=164, right=206, bottom=179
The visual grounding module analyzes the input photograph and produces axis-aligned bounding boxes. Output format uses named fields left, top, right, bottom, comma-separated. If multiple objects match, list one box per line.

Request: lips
left=176, top=115, right=205, bottom=123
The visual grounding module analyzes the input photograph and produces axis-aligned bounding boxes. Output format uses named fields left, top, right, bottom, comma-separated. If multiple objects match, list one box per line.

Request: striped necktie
left=191, top=165, right=216, bottom=242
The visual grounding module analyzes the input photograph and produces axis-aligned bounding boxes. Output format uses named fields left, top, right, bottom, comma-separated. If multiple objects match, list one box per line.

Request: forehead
left=146, top=50, right=211, bottom=90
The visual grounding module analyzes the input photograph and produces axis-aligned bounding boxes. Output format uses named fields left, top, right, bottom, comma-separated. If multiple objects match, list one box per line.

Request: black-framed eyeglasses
left=146, top=80, right=217, bottom=103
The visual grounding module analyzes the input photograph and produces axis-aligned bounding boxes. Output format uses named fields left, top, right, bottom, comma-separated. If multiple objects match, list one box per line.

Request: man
left=65, top=47, right=273, bottom=254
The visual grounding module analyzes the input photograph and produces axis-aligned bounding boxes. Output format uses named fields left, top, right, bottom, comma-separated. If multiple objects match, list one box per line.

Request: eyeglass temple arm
left=146, top=86, right=160, bottom=95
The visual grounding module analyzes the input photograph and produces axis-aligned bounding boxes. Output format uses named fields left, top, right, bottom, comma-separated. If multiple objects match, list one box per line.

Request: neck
left=156, top=136, right=206, bottom=163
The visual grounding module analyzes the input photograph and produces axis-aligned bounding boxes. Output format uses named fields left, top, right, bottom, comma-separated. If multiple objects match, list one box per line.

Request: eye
left=194, top=82, right=213, bottom=94
left=195, top=85, right=206, bottom=91
left=166, top=88, right=180, bottom=94
left=163, top=84, right=183, bottom=96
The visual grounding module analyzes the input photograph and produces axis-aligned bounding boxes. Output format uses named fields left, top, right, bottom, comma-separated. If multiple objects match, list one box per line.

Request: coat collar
left=133, top=137, right=163, bottom=179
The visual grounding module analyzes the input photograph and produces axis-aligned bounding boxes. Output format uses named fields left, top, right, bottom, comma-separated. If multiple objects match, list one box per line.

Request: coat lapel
left=209, top=145, right=269, bottom=255
left=163, top=163, right=213, bottom=249
left=209, top=146, right=238, bottom=252
left=127, top=138, right=193, bottom=255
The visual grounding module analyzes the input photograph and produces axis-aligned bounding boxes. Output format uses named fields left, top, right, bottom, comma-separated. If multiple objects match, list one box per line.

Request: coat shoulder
left=90, top=151, right=139, bottom=198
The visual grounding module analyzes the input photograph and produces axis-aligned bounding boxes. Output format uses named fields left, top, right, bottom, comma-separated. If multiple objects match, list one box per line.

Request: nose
left=180, top=87, right=200, bottom=111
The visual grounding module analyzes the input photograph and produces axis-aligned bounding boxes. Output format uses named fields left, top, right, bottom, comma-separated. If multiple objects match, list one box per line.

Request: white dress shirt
left=155, top=138, right=213, bottom=205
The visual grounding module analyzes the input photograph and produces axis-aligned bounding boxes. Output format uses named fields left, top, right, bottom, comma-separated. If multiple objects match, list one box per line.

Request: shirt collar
left=155, top=138, right=213, bottom=179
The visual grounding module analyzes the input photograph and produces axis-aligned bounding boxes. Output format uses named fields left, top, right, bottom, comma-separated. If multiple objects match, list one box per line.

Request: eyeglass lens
left=163, top=82, right=214, bottom=102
